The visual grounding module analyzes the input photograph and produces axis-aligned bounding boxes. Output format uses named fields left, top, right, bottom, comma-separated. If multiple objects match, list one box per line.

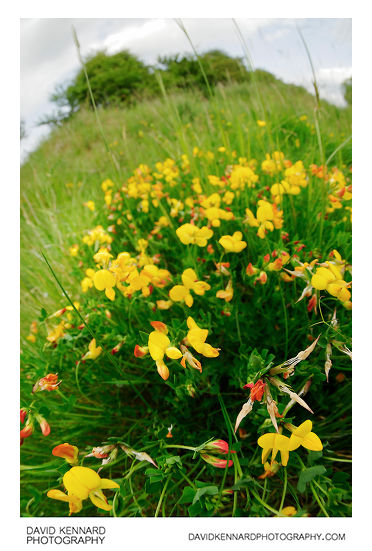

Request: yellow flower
left=69, top=244, right=79, bottom=257
left=257, top=120, right=266, bottom=127
left=200, top=193, right=221, bottom=209
left=257, top=432, right=291, bottom=466
left=82, top=339, right=103, bottom=361
left=83, top=200, right=95, bottom=212
left=229, top=165, right=258, bottom=190
left=93, top=269, right=116, bottom=301
left=46, top=321, right=65, bottom=343
left=147, top=322, right=182, bottom=380
left=176, top=224, right=213, bottom=246
left=47, top=466, right=119, bottom=515
left=101, top=178, right=115, bottom=192
left=219, top=231, right=247, bottom=253
left=93, top=248, right=113, bottom=267
left=245, top=201, right=283, bottom=239
left=204, top=207, right=234, bottom=227
left=169, top=268, right=210, bottom=307
left=186, top=317, right=219, bottom=358
left=277, top=506, right=297, bottom=517
left=81, top=269, right=95, bottom=293
left=286, top=420, right=323, bottom=451
left=311, top=265, right=351, bottom=304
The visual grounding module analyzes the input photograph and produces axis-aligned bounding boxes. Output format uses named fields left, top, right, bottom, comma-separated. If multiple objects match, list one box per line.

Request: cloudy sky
left=20, top=18, right=351, bottom=159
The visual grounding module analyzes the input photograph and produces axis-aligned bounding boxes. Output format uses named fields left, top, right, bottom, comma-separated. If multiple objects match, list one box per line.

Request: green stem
left=310, top=481, right=329, bottom=517
left=250, top=488, right=280, bottom=516
left=278, top=467, right=287, bottom=512
left=155, top=476, right=171, bottom=518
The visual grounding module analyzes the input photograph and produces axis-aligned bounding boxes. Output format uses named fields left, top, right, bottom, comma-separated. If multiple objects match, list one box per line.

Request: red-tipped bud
left=39, top=417, right=50, bottom=436
left=20, top=408, right=27, bottom=424
left=20, top=422, right=33, bottom=440
left=134, top=344, right=148, bottom=358
left=255, top=271, right=267, bottom=285
left=200, top=454, right=233, bottom=468
left=263, top=254, right=270, bottom=263
left=246, top=263, right=257, bottom=276
left=111, top=342, right=123, bottom=355
left=203, top=439, right=236, bottom=455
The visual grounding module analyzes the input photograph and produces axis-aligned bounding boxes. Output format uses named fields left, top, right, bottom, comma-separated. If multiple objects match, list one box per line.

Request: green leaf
left=188, top=500, right=204, bottom=517
left=165, top=455, right=182, bottom=468
left=231, top=477, right=253, bottom=490
left=297, top=465, right=326, bottom=493
left=192, top=485, right=218, bottom=505
left=38, top=308, right=48, bottom=321
left=178, top=486, right=195, bottom=504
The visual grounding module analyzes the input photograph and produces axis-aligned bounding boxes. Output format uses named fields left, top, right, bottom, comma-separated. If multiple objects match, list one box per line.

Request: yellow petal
left=301, top=432, right=323, bottom=451
left=100, top=479, right=120, bottom=490
left=292, top=420, right=312, bottom=437
left=47, top=489, right=71, bottom=503
left=280, top=449, right=289, bottom=466
left=192, top=281, right=211, bottom=295
left=63, top=466, right=101, bottom=499
left=156, top=360, right=169, bottom=380
left=200, top=343, right=219, bottom=358
left=182, top=268, right=197, bottom=289
left=93, top=269, right=115, bottom=291
left=185, top=293, right=194, bottom=307
left=169, top=285, right=188, bottom=302
left=89, top=490, right=112, bottom=511
left=288, top=435, right=302, bottom=451
left=165, top=346, right=183, bottom=359
left=186, top=316, right=198, bottom=329
left=148, top=331, right=170, bottom=360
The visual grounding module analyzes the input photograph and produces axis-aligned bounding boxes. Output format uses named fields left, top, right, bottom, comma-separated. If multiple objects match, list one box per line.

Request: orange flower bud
left=150, top=321, right=168, bottom=333
left=52, top=443, right=79, bottom=464
left=134, top=345, right=148, bottom=358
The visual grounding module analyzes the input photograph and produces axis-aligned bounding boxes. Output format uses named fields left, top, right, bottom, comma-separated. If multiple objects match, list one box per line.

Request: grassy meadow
left=20, top=72, right=352, bottom=518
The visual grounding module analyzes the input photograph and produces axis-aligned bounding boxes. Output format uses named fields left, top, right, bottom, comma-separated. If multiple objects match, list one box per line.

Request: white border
left=4, top=1, right=370, bottom=549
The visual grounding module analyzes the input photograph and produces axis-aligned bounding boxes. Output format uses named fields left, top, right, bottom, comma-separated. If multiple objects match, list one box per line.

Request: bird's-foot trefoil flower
left=285, top=420, right=323, bottom=452
left=169, top=268, right=210, bottom=307
left=257, top=432, right=291, bottom=466
left=185, top=317, right=220, bottom=358
left=219, top=231, right=247, bottom=253
left=47, top=466, right=119, bottom=515
left=137, top=321, right=182, bottom=380
left=82, top=339, right=103, bottom=361
left=176, top=224, right=213, bottom=246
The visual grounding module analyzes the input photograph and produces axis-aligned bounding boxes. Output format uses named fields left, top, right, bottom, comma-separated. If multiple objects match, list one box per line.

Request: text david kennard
left=26, top=526, right=106, bottom=545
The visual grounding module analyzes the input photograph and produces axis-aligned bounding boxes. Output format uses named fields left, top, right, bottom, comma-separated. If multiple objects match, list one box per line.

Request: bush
left=52, top=50, right=156, bottom=114
left=158, top=49, right=249, bottom=93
